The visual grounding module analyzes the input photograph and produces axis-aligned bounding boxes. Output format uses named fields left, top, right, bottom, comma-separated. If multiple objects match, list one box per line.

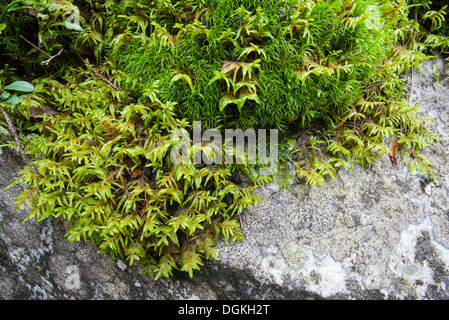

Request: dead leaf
left=132, top=167, right=142, bottom=178
left=221, top=60, right=244, bottom=76
left=168, top=34, right=178, bottom=46
left=42, top=120, right=55, bottom=137
left=30, top=105, right=59, bottom=118
left=389, top=136, right=399, bottom=166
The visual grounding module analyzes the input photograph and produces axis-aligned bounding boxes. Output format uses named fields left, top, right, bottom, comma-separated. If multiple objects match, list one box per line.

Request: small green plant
left=0, top=66, right=35, bottom=158
left=0, top=0, right=85, bottom=80
left=0, top=78, right=34, bottom=136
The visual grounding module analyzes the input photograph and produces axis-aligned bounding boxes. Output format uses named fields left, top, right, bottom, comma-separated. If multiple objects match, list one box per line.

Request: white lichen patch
left=258, top=245, right=348, bottom=298
left=299, top=249, right=348, bottom=298
left=387, top=216, right=449, bottom=298
left=259, top=246, right=290, bottom=286
left=116, top=259, right=127, bottom=271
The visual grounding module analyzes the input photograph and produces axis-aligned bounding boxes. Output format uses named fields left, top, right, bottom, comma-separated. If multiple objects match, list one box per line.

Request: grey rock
left=1, top=57, right=449, bottom=300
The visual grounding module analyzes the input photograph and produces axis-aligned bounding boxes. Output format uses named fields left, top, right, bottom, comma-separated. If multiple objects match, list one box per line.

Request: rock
left=1, top=56, right=449, bottom=300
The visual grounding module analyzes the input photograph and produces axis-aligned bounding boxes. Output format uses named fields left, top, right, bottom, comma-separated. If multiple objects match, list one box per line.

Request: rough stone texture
left=1, top=57, right=449, bottom=300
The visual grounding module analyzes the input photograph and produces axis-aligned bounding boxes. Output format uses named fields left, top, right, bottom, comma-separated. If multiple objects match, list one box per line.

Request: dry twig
left=0, top=84, right=29, bottom=166
left=19, top=35, right=63, bottom=65
left=20, top=35, right=51, bottom=57
left=76, top=52, right=123, bottom=92
left=41, top=48, right=64, bottom=66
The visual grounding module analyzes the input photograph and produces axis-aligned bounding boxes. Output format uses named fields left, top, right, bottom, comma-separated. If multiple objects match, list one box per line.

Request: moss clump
left=108, top=0, right=443, bottom=183
left=0, top=0, right=447, bottom=278
left=112, top=0, right=412, bottom=131
left=13, top=67, right=265, bottom=278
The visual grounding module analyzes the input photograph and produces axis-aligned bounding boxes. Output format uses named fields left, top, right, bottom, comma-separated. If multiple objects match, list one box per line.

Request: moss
left=10, top=67, right=267, bottom=278
left=107, top=0, right=444, bottom=183
left=0, top=0, right=448, bottom=278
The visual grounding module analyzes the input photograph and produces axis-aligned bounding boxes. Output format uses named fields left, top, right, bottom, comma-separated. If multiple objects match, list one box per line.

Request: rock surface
left=1, top=57, right=449, bottom=300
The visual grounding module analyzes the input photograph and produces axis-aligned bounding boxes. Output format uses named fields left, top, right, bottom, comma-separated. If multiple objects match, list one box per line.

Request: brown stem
left=41, top=47, right=64, bottom=66
left=76, top=52, right=122, bottom=92
left=0, top=111, right=29, bottom=167
left=0, top=84, right=30, bottom=166
left=19, top=35, right=51, bottom=57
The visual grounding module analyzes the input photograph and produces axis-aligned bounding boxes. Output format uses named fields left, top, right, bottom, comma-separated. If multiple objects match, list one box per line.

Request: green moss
left=112, top=0, right=399, bottom=131
left=106, top=0, right=443, bottom=183
left=0, top=0, right=448, bottom=278
left=12, top=67, right=265, bottom=278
